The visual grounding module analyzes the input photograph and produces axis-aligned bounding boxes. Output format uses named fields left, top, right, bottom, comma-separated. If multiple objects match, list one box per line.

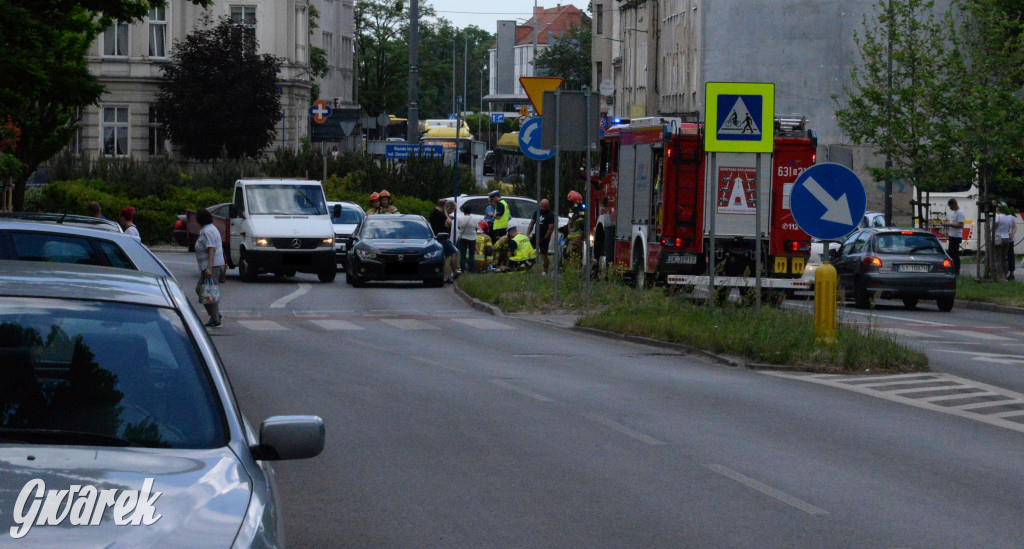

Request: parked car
left=830, top=227, right=956, bottom=311
left=0, top=219, right=175, bottom=281
left=173, top=202, right=231, bottom=250
left=0, top=261, right=325, bottom=546
left=483, top=150, right=496, bottom=175
left=327, top=200, right=365, bottom=266
left=444, top=194, right=567, bottom=251
left=345, top=214, right=445, bottom=287
left=0, top=212, right=122, bottom=233
left=800, top=211, right=888, bottom=292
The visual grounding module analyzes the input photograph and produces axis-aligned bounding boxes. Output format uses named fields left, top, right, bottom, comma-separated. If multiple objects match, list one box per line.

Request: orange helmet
left=369, top=192, right=380, bottom=201
left=478, top=220, right=490, bottom=231
left=568, top=190, right=583, bottom=204
left=379, top=190, right=392, bottom=200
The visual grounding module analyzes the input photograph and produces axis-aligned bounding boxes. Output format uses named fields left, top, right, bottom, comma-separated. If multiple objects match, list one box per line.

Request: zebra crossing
left=222, top=309, right=515, bottom=333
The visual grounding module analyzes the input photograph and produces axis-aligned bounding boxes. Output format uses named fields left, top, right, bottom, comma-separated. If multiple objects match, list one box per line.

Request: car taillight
left=784, top=240, right=810, bottom=253
left=864, top=256, right=882, bottom=268
left=942, top=259, right=952, bottom=270
left=660, top=237, right=684, bottom=247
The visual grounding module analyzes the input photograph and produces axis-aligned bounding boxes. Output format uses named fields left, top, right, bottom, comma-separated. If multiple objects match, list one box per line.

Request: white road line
left=490, top=380, right=554, bottom=402
left=856, top=378, right=949, bottom=388
left=380, top=318, right=439, bottom=330
left=451, top=318, right=512, bottom=330
left=882, top=328, right=941, bottom=339
left=704, top=464, right=828, bottom=516
left=269, top=283, right=312, bottom=309
left=839, top=374, right=937, bottom=383
left=990, top=410, right=1024, bottom=419
left=238, top=320, right=288, bottom=331
left=581, top=413, right=664, bottom=445
left=791, top=302, right=954, bottom=327
left=940, top=329, right=1013, bottom=342
left=958, top=400, right=1021, bottom=411
left=917, top=392, right=996, bottom=403
left=308, top=319, right=363, bottom=331
left=890, top=385, right=966, bottom=395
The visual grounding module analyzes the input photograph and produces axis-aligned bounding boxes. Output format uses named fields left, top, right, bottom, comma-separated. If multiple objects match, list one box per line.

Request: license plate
left=666, top=254, right=697, bottom=265
left=898, top=264, right=929, bottom=273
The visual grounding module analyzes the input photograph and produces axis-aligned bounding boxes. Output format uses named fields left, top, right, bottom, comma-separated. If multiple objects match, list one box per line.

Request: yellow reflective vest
left=493, top=199, right=511, bottom=230
left=510, top=233, right=536, bottom=262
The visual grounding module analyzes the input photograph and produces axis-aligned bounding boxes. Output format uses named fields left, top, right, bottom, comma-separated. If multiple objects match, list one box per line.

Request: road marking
left=451, top=318, right=512, bottom=330
left=490, top=379, right=553, bottom=402
left=581, top=413, right=664, bottom=445
left=945, top=350, right=1024, bottom=365
left=380, top=318, right=438, bottom=330
left=270, top=283, right=312, bottom=308
left=705, top=464, right=828, bottom=516
left=308, top=319, right=363, bottom=331
left=940, top=329, right=1013, bottom=342
left=237, top=320, right=287, bottom=331
left=917, top=391, right=994, bottom=403
left=883, top=328, right=940, bottom=339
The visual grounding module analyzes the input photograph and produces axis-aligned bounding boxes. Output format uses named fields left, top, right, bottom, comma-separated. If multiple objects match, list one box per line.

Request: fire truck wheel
left=632, top=247, right=647, bottom=288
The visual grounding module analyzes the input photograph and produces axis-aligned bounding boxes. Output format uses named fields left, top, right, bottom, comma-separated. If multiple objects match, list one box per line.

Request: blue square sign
left=716, top=94, right=764, bottom=142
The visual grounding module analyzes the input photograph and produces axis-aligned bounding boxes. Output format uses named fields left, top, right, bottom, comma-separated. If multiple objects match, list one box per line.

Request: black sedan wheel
left=937, top=296, right=955, bottom=312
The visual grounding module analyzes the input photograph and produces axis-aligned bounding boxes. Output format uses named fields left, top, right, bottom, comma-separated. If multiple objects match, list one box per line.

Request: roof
left=0, top=219, right=134, bottom=240
left=0, top=212, right=123, bottom=233
left=497, top=132, right=520, bottom=149
left=421, top=126, right=473, bottom=139
left=236, top=178, right=320, bottom=185
left=515, top=5, right=585, bottom=46
left=0, top=261, right=172, bottom=307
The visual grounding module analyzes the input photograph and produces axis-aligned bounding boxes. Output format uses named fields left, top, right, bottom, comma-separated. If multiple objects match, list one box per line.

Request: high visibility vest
left=510, top=233, right=536, bottom=261
left=493, top=200, right=511, bottom=230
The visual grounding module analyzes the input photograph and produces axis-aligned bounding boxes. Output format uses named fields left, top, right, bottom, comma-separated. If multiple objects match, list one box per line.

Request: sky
left=427, top=0, right=585, bottom=31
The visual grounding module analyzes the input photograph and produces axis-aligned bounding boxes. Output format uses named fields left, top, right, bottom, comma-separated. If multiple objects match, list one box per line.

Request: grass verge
left=955, top=277, right=1024, bottom=308
left=458, top=271, right=928, bottom=374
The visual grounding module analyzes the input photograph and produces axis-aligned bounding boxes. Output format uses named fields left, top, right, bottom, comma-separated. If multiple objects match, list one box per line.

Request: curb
left=452, top=283, right=504, bottom=317
left=571, top=326, right=750, bottom=369
left=957, top=299, right=1024, bottom=316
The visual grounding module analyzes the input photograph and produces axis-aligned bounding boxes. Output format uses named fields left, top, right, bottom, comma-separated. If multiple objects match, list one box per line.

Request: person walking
left=194, top=208, right=225, bottom=328
left=994, top=205, right=1014, bottom=281
left=119, top=206, right=140, bottom=240
left=456, top=203, right=476, bottom=273
left=378, top=190, right=400, bottom=214
left=367, top=192, right=381, bottom=215
left=944, top=199, right=965, bottom=276
left=429, top=199, right=459, bottom=282
left=527, top=198, right=555, bottom=274
left=489, top=190, right=510, bottom=240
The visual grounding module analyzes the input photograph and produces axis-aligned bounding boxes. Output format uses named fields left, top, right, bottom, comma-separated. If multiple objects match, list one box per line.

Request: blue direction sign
left=385, top=144, right=444, bottom=160
left=790, top=163, right=867, bottom=240
left=490, top=113, right=505, bottom=124
left=518, top=117, right=554, bottom=161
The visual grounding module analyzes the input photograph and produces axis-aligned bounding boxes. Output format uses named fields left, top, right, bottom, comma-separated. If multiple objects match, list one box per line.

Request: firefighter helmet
left=379, top=190, right=392, bottom=200
left=567, top=190, right=583, bottom=204
left=478, top=220, right=490, bottom=231
left=369, top=192, right=380, bottom=201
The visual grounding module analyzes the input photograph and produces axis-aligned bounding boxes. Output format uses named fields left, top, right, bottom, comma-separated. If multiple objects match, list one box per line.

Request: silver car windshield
left=246, top=184, right=327, bottom=215
left=0, top=298, right=227, bottom=449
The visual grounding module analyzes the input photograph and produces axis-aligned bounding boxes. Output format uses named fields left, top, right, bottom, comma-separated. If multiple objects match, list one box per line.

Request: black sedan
left=345, top=215, right=446, bottom=287
left=830, top=228, right=956, bottom=311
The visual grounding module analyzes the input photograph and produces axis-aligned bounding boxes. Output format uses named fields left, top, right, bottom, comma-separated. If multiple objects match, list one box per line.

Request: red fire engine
left=590, top=116, right=817, bottom=293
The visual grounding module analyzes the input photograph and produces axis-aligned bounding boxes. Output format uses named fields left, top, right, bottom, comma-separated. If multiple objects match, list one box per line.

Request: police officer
left=378, top=190, right=400, bottom=214
left=566, top=190, right=585, bottom=266
left=489, top=190, right=511, bottom=239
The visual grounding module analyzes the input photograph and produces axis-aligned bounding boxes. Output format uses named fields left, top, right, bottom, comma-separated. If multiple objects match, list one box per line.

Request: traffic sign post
left=704, top=82, right=775, bottom=153
left=518, top=118, right=554, bottom=161
left=790, top=163, right=867, bottom=241
left=490, top=113, right=505, bottom=124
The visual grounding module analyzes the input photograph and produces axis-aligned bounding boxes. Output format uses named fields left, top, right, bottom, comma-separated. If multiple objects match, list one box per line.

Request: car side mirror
left=229, top=205, right=242, bottom=218
left=828, top=248, right=840, bottom=261
left=332, top=204, right=342, bottom=218
left=436, top=232, right=450, bottom=241
left=251, top=415, right=325, bottom=461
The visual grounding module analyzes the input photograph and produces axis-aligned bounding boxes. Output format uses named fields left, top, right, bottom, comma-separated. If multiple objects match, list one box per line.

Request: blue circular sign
left=790, top=163, right=867, bottom=240
left=518, top=118, right=554, bottom=161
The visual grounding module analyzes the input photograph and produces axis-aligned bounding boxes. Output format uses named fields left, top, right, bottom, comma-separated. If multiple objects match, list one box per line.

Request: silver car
left=0, top=262, right=324, bottom=546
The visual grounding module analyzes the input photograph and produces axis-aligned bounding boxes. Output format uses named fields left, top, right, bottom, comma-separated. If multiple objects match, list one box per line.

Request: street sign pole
left=584, top=85, right=593, bottom=299
left=755, top=153, right=762, bottom=309
left=708, top=152, right=717, bottom=311
left=535, top=158, right=542, bottom=275
left=322, top=141, right=327, bottom=182
left=553, top=88, right=561, bottom=303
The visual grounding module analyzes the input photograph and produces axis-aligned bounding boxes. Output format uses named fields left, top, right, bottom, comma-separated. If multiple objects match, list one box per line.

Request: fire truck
left=590, top=116, right=818, bottom=294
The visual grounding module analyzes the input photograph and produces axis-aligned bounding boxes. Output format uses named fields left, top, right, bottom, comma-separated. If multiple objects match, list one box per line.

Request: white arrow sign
left=803, top=176, right=853, bottom=226
left=521, top=119, right=550, bottom=157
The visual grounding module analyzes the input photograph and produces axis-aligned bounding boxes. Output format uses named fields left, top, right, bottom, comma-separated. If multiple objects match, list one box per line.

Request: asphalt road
left=157, top=249, right=1024, bottom=548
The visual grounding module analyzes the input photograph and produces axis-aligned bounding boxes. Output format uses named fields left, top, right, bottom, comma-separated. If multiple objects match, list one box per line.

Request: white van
left=228, top=178, right=338, bottom=282
left=915, top=185, right=1024, bottom=255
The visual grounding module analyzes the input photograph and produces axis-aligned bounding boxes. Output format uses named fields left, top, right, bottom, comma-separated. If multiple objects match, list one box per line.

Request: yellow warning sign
left=519, top=105, right=530, bottom=117
left=519, top=77, right=563, bottom=115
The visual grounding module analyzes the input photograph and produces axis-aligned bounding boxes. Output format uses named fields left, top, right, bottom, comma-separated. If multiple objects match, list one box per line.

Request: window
left=148, top=105, right=166, bottom=156
left=230, top=5, right=257, bottom=50
left=9, top=233, right=103, bottom=265
left=149, top=6, right=168, bottom=57
left=596, top=61, right=603, bottom=87
left=101, top=106, right=129, bottom=157
left=596, top=4, right=604, bottom=34
left=103, top=22, right=129, bottom=57
left=295, top=6, right=308, bottom=62
left=323, top=31, right=335, bottom=67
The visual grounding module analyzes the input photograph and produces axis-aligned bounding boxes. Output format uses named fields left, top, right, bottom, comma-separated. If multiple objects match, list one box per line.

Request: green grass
left=955, top=277, right=1024, bottom=308
left=458, top=271, right=928, bottom=373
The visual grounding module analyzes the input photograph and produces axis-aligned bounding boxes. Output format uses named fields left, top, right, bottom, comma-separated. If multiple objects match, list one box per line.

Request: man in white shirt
left=944, top=199, right=966, bottom=276
left=994, top=205, right=1015, bottom=281
left=195, top=208, right=226, bottom=328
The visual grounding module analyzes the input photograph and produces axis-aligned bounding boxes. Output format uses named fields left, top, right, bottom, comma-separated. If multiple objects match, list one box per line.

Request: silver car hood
left=0, top=446, right=251, bottom=547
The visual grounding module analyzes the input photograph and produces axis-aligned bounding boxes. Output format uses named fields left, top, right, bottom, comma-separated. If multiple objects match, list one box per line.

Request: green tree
left=156, top=16, right=282, bottom=160
left=0, top=0, right=210, bottom=210
left=355, top=0, right=413, bottom=116
left=535, top=14, right=592, bottom=90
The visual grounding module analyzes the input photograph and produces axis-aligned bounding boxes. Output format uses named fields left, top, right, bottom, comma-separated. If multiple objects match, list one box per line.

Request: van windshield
left=246, top=184, right=327, bottom=215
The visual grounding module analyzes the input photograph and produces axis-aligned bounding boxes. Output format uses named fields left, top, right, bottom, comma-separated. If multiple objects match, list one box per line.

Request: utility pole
left=407, top=0, right=419, bottom=142
left=884, top=0, right=893, bottom=226
left=452, top=41, right=456, bottom=118
left=533, top=0, right=543, bottom=266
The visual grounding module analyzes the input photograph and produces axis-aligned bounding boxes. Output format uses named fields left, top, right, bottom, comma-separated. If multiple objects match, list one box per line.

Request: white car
left=327, top=201, right=365, bottom=266
left=446, top=194, right=568, bottom=251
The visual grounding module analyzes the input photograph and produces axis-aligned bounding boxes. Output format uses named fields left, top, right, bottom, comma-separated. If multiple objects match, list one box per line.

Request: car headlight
left=318, top=238, right=334, bottom=248
left=357, top=249, right=377, bottom=260
left=423, top=249, right=442, bottom=259
left=254, top=238, right=270, bottom=247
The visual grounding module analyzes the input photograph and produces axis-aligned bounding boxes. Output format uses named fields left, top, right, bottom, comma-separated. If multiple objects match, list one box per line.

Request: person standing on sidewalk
left=944, top=199, right=965, bottom=276
left=994, top=205, right=1014, bottom=281
left=527, top=198, right=555, bottom=274
left=456, top=203, right=476, bottom=273
left=195, top=208, right=225, bottom=328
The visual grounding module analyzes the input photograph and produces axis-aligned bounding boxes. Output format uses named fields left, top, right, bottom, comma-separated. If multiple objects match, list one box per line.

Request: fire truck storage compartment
left=705, top=152, right=772, bottom=239
left=615, top=145, right=636, bottom=241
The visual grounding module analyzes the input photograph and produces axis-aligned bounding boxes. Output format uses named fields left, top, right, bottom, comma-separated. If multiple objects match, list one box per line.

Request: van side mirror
left=332, top=204, right=342, bottom=218
left=229, top=205, right=241, bottom=218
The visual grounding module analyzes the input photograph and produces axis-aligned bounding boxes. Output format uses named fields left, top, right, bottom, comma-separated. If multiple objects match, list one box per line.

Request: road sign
left=490, top=113, right=505, bottom=123
left=385, top=144, right=444, bottom=160
left=518, top=117, right=554, bottom=161
left=376, top=113, right=390, bottom=127
left=540, top=90, right=601, bottom=152
left=518, top=114, right=528, bottom=126
left=448, top=113, right=457, bottom=119
left=790, top=163, right=867, bottom=240
left=704, top=82, right=774, bottom=153
left=518, top=105, right=530, bottom=117
left=599, top=79, right=614, bottom=97
left=520, top=77, right=563, bottom=115
left=309, top=100, right=333, bottom=124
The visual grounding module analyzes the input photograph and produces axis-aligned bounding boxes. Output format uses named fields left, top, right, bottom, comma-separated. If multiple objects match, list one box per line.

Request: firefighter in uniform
left=565, top=190, right=585, bottom=266
left=489, top=190, right=511, bottom=239
left=378, top=190, right=400, bottom=214
left=492, top=226, right=535, bottom=271
left=474, top=220, right=494, bottom=272
left=367, top=192, right=381, bottom=215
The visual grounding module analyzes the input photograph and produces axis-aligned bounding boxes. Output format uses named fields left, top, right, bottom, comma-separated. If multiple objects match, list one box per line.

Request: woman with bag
left=195, top=208, right=225, bottom=328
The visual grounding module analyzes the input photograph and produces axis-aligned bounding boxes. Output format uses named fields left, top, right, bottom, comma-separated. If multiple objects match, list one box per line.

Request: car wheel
left=937, top=296, right=955, bottom=312
left=238, top=250, right=258, bottom=282
left=318, top=268, right=337, bottom=283
left=902, top=297, right=919, bottom=309
left=854, top=278, right=872, bottom=309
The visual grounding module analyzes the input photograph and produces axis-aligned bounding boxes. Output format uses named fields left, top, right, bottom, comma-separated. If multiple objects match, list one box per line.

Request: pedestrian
left=456, top=202, right=476, bottom=273
left=943, top=199, right=965, bottom=276
left=87, top=201, right=105, bottom=219
left=429, top=199, right=459, bottom=282
left=994, top=205, right=1014, bottom=281
left=1009, top=213, right=1018, bottom=281
left=378, top=190, right=399, bottom=214
left=119, top=206, right=140, bottom=240
left=194, top=207, right=225, bottom=328
left=565, top=190, right=585, bottom=267
left=527, top=198, right=555, bottom=274
left=475, top=220, right=493, bottom=272
left=367, top=192, right=380, bottom=215
left=489, top=189, right=510, bottom=240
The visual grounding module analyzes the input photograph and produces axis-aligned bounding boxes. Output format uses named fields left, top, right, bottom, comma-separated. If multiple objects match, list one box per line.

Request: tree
left=535, top=15, right=592, bottom=90
left=156, top=16, right=282, bottom=160
left=0, top=0, right=210, bottom=210
left=355, top=0, right=412, bottom=116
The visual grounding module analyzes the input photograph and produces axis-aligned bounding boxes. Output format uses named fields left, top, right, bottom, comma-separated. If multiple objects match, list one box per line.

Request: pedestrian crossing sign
left=704, top=82, right=774, bottom=153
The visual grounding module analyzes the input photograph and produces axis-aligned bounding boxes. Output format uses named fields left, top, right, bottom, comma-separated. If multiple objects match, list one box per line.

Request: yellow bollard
left=814, top=261, right=837, bottom=345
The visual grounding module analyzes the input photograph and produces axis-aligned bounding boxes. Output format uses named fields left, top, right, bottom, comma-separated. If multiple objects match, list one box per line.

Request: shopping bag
left=199, top=276, right=220, bottom=305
